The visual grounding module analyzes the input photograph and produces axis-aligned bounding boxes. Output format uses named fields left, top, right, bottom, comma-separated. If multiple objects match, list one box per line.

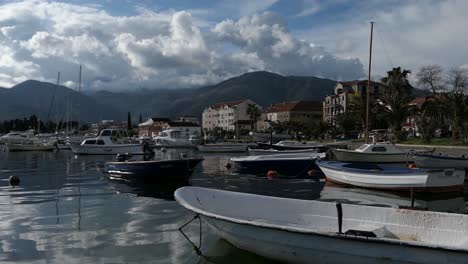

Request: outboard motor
left=116, top=153, right=132, bottom=162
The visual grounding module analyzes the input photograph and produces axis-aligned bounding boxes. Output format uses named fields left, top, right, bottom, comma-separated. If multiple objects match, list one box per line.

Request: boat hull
left=71, top=144, right=144, bottom=155
left=318, top=161, right=465, bottom=192
left=232, top=158, right=321, bottom=177
left=332, top=149, right=410, bottom=163
left=197, top=144, right=248, bottom=153
left=175, top=187, right=468, bottom=264
left=248, top=148, right=317, bottom=155
left=203, top=216, right=467, bottom=264
left=414, top=154, right=468, bottom=169
left=105, top=158, right=203, bottom=181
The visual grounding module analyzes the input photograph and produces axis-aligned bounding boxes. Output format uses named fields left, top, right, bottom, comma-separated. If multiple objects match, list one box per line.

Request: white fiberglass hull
left=197, top=144, right=248, bottom=153
left=332, top=149, right=410, bottom=163
left=71, top=144, right=144, bottom=155
left=414, top=154, right=468, bottom=169
left=248, top=148, right=317, bottom=155
left=175, top=187, right=468, bottom=264
left=318, top=163, right=464, bottom=192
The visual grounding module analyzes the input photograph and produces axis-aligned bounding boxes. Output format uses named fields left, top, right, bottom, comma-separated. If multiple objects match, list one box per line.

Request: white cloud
left=0, top=0, right=364, bottom=90
left=294, top=0, right=468, bottom=81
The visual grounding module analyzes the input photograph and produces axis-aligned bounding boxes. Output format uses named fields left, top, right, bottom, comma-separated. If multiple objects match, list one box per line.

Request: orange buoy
left=225, top=163, right=232, bottom=170
left=408, top=163, right=417, bottom=169
left=267, top=170, right=278, bottom=180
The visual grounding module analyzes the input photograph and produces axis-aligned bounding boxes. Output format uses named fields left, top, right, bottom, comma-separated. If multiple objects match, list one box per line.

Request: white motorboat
left=176, top=186, right=468, bottom=264
left=414, top=153, right=468, bottom=169
left=332, top=142, right=417, bottom=163
left=248, top=148, right=317, bottom=155
left=317, top=160, right=465, bottom=192
left=319, top=184, right=466, bottom=213
left=197, top=143, right=248, bottom=153
left=259, top=140, right=323, bottom=150
left=71, top=129, right=145, bottom=155
left=231, top=153, right=326, bottom=176
left=154, top=129, right=197, bottom=148
left=0, top=130, right=36, bottom=144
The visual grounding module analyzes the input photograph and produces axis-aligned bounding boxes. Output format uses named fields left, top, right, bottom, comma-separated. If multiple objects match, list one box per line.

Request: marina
left=1, top=146, right=468, bottom=263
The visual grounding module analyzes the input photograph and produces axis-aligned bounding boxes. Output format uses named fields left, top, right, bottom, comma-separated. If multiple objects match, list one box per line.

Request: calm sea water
left=0, top=148, right=466, bottom=263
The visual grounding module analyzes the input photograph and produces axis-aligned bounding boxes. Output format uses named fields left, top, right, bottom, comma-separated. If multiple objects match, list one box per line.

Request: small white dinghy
left=414, top=153, right=468, bottom=169
left=175, top=186, right=468, bottom=264
left=317, top=160, right=465, bottom=192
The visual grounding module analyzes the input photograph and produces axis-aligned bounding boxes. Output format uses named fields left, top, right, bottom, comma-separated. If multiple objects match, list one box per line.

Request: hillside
left=0, top=71, right=338, bottom=122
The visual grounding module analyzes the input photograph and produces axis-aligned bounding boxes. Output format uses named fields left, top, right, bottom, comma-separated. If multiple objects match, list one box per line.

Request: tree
left=416, top=64, right=444, bottom=96
left=446, top=67, right=468, bottom=94
left=379, top=67, right=413, bottom=141
left=415, top=99, right=440, bottom=143
left=127, top=112, right=132, bottom=130
left=246, top=104, right=261, bottom=131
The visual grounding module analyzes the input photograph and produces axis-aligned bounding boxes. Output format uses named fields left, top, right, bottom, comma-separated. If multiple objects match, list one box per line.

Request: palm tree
left=379, top=67, right=413, bottom=140
left=246, top=104, right=261, bottom=131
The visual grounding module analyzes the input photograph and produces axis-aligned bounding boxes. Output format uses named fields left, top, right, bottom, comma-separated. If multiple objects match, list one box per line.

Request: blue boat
left=105, top=156, right=203, bottom=181
left=230, top=153, right=326, bottom=177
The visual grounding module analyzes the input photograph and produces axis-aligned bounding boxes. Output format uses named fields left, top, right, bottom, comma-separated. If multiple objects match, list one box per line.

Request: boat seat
left=345, top=225, right=398, bottom=239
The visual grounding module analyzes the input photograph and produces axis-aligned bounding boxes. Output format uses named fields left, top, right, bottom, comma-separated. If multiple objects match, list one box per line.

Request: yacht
left=0, top=130, right=36, bottom=144
left=71, top=129, right=145, bottom=155
left=153, top=129, right=198, bottom=148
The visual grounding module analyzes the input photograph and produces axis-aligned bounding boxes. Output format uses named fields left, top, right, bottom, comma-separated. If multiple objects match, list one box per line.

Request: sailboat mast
left=365, top=21, right=374, bottom=143
left=77, top=65, right=81, bottom=134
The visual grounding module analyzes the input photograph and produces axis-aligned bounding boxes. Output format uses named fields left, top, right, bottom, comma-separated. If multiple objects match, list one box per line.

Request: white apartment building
left=202, top=99, right=261, bottom=131
left=323, top=80, right=385, bottom=123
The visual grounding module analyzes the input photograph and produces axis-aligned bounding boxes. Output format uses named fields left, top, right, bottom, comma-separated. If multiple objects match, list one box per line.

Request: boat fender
left=336, top=203, right=343, bottom=234
left=9, top=175, right=20, bottom=187
left=225, top=163, right=232, bottom=170
left=267, top=170, right=278, bottom=180
left=308, top=170, right=319, bottom=177
left=408, top=163, right=417, bottom=169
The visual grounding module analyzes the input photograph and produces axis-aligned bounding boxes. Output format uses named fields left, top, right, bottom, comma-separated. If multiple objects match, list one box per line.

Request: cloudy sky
left=0, top=0, right=466, bottom=91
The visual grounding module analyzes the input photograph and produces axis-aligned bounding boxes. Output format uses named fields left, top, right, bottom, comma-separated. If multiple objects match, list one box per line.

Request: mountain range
left=0, top=71, right=343, bottom=123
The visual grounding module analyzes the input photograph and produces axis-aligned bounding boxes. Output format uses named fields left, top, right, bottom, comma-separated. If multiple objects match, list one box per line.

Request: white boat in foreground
left=414, top=153, right=468, bottom=169
left=71, top=129, right=145, bottom=155
left=317, top=160, right=464, bottom=192
left=332, top=142, right=423, bottom=163
left=176, top=186, right=468, bottom=264
left=197, top=143, right=248, bottom=153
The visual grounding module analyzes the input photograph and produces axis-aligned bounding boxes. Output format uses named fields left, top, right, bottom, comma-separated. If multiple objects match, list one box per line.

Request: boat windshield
left=101, top=130, right=111, bottom=136
left=356, top=144, right=368, bottom=151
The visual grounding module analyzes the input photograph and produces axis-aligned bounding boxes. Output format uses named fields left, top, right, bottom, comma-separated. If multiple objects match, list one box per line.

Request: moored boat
left=414, top=153, right=468, bottom=169
left=248, top=148, right=317, bottom=155
left=332, top=142, right=421, bottom=163
left=175, top=186, right=468, bottom=264
left=154, top=129, right=198, bottom=148
left=197, top=143, right=249, bottom=153
left=258, top=140, right=324, bottom=151
left=71, top=129, right=145, bottom=155
left=231, top=152, right=326, bottom=177
left=317, top=160, right=464, bottom=192
left=105, top=156, right=203, bottom=181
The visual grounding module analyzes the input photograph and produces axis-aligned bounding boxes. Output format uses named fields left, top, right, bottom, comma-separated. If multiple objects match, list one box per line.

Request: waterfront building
left=323, top=80, right=385, bottom=123
left=202, top=99, right=261, bottom=132
left=256, top=100, right=322, bottom=131
left=137, top=118, right=171, bottom=137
